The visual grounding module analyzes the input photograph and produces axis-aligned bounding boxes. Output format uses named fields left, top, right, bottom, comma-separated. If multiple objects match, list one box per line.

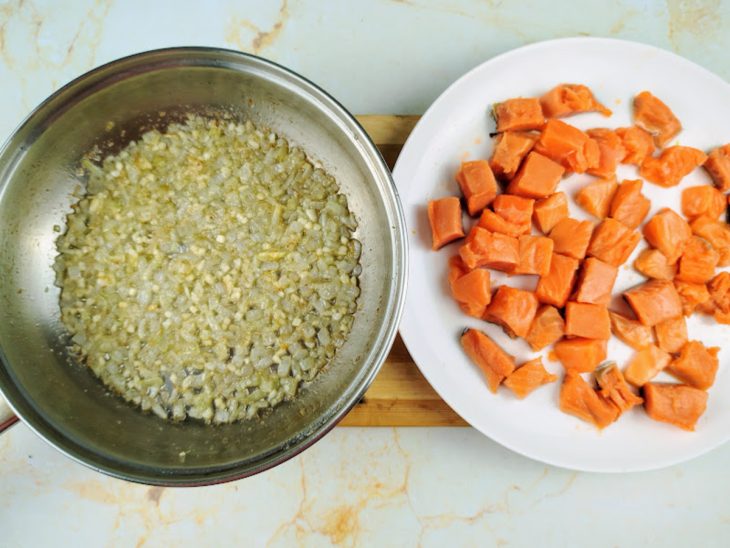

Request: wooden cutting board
left=339, top=115, right=467, bottom=427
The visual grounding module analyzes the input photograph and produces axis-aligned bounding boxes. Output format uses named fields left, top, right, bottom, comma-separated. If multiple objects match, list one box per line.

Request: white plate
left=393, top=37, right=730, bottom=473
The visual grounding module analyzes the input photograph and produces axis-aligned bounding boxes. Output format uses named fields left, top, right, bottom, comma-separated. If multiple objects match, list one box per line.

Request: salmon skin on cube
left=633, top=91, right=682, bottom=148
left=564, top=302, right=611, bottom=339
left=554, top=338, right=606, bottom=373
left=681, top=185, right=726, bottom=220
left=642, top=208, right=692, bottom=264
left=640, top=146, right=707, bottom=188
left=559, top=370, right=619, bottom=429
left=484, top=286, right=538, bottom=339
left=506, top=151, right=565, bottom=199
left=609, top=310, right=654, bottom=350
left=633, top=248, right=676, bottom=281
left=609, top=179, right=650, bottom=229
left=540, top=84, right=611, bottom=118
left=654, top=316, right=688, bottom=354
left=456, top=160, right=499, bottom=216
left=575, top=177, right=617, bottom=219
left=535, top=252, right=580, bottom=308
left=674, top=280, right=711, bottom=316
left=428, top=197, right=464, bottom=250
left=573, top=257, right=617, bottom=305
left=450, top=267, right=492, bottom=319
left=586, top=129, right=626, bottom=179
left=533, top=192, right=569, bottom=234
left=493, top=98, right=545, bottom=132
left=624, top=279, right=683, bottom=326
left=595, top=363, right=643, bottom=413
left=512, top=235, right=554, bottom=276
left=691, top=215, right=730, bottom=267
left=667, top=340, right=720, bottom=390
left=616, top=126, right=655, bottom=165
left=704, top=144, right=730, bottom=191
left=459, top=227, right=519, bottom=271
left=676, top=236, right=719, bottom=284
left=643, top=383, right=708, bottom=431
left=587, top=218, right=641, bottom=266
left=525, top=305, right=564, bottom=351
left=534, top=119, right=600, bottom=173
left=489, top=131, right=537, bottom=180
left=460, top=328, right=516, bottom=393
left=503, top=358, right=557, bottom=399
left=493, top=194, right=534, bottom=231
left=623, top=344, right=672, bottom=386
left=548, top=217, right=594, bottom=260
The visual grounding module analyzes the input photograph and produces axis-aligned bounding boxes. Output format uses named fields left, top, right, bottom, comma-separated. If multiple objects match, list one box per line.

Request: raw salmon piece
left=616, top=126, right=655, bottom=165
left=512, top=235, right=554, bottom=276
left=681, top=185, right=726, bottom=220
left=478, top=209, right=528, bottom=238
left=459, top=227, right=519, bottom=271
left=586, top=129, right=626, bottom=178
left=609, top=179, right=650, bottom=229
left=667, top=340, right=719, bottom=389
left=451, top=268, right=492, bottom=319
left=573, top=257, right=618, bottom=305
left=540, top=84, right=612, bottom=118
left=690, top=215, right=730, bottom=266
left=575, top=178, right=617, bottom=219
left=623, top=344, right=672, bottom=386
left=643, top=383, right=708, bottom=431
left=676, top=236, right=719, bottom=284
left=489, top=131, right=538, bottom=180
left=595, top=363, right=643, bottom=412
left=609, top=310, right=654, bottom=350
left=534, top=119, right=600, bottom=173
left=456, top=160, right=499, bottom=216
left=674, top=280, right=711, bottom=316
left=624, top=279, right=683, bottom=326
left=493, top=194, right=535, bottom=230
left=554, top=338, right=607, bottom=373
left=484, top=286, right=538, bottom=339
left=654, top=316, right=688, bottom=354
left=460, top=328, right=516, bottom=393
left=447, top=255, right=470, bottom=290
left=640, top=146, right=707, bottom=188
left=506, top=151, right=565, bottom=199
left=533, top=192, right=568, bottom=234
left=642, top=208, right=692, bottom=264
left=707, top=271, right=730, bottom=313
left=428, top=197, right=465, bottom=250
left=535, top=253, right=580, bottom=308
left=493, top=98, right=545, bottom=132
left=633, top=248, right=676, bottom=281
left=587, top=218, right=641, bottom=266
left=564, top=302, right=611, bottom=339
left=633, top=91, right=682, bottom=147
left=704, top=144, right=730, bottom=191
left=548, top=218, right=594, bottom=260
left=503, top=358, right=557, bottom=399
left=525, top=305, right=565, bottom=351
left=559, top=370, right=619, bottom=429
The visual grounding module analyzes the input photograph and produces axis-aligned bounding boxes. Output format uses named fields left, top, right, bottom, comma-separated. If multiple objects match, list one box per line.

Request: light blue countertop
left=2, top=1, right=730, bottom=546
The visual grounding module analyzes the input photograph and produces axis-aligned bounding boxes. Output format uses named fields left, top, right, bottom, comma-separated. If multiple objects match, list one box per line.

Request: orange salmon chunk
left=507, top=151, right=565, bottom=199
left=564, top=302, right=611, bottom=339
left=484, top=286, right=539, bottom=339
left=624, top=279, right=683, bottom=326
left=494, top=98, right=545, bottom=132
left=460, top=328, right=516, bottom=392
left=533, top=192, right=569, bottom=234
left=643, top=383, right=708, bottom=431
left=428, top=197, right=465, bottom=250
left=456, top=160, right=499, bottom=216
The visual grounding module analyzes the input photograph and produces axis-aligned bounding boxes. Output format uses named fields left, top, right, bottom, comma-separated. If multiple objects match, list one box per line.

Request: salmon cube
left=493, top=194, right=534, bottom=232
left=534, top=119, right=600, bottom=173
left=667, top=340, right=720, bottom=390
left=540, top=84, right=611, bottom=119
left=554, top=338, right=607, bottom=374
left=503, top=358, right=557, bottom=399
left=640, top=146, right=707, bottom=188
left=560, top=371, right=619, bottom=429
left=708, top=271, right=730, bottom=313
left=507, top=151, right=565, bottom=199
left=690, top=215, right=730, bottom=267
left=489, top=131, right=537, bottom=180
left=654, top=316, right=688, bottom=354
left=575, top=177, right=617, bottom=219
left=525, top=305, right=565, bottom=351
left=586, top=129, right=626, bottom=179
left=564, top=302, right=610, bottom=339
left=447, top=255, right=469, bottom=290
left=459, top=227, right=519, bottom=271
left=428, top=197, right=465, bottom=250
left=609, top=179, right=650, bottom=229
left=681, top=185, right=726, bottom=220
left=609, top=310, right=654, bottom=351
left=616, top=126, right=655, bottom=165
left=624, top=279, right=683, bottom=326
left=512, top=235, right=554, bottom=276
left=573, top=257, right=618, bottom=305
left=533, top=192, right=568, bottom=234
left=674, top=280, right=711, bottom=316
left=450, top=268, right=492, bottom=319
left=676, top=236, right=719, bottom=284
left=456, top=160, right=499, bottom=216
left=642, top=208, right=692, bottom=264
left=535, top=253, right=580, bottom=308
left=477, top=209, right=527, bottom=238
left=587, top=218, right=641, bottom=266
left=549, top=218, right=594, bottom=260
left=595, top=363, right=643, bottom=413
left=633, top=91, right=682, bottom=148
left=643, top=383, right=708, bottom=431
left=633, top=249, right=676, bottom=281
left=624, top=344, right=672, bottom=386
left=484, top=286, right=538, bottom=339
left=460, top=328, right=516, bottom=393
left=493, top=98, right=545, bottom=132
left=704, top=144, right=730, bottom=191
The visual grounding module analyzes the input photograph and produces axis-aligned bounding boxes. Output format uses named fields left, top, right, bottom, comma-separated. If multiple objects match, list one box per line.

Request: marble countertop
left=2, top=1, right=730, bottom=546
